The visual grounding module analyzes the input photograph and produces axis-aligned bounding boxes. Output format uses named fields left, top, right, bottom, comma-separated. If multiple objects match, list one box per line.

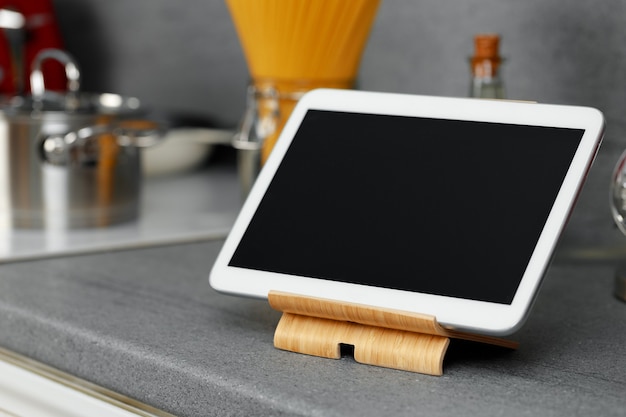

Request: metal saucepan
left=0, top=49, right=162, bottom=229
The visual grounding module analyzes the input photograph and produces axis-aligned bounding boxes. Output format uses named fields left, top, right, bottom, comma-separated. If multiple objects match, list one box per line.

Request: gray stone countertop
left=0, top=238, right=625, bottom=417
left=1, top=144, right=626, bottom=416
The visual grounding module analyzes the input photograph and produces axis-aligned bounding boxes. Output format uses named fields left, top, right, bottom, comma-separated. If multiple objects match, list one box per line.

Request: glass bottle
left=469, top=34, right=505, bottom=99
left=610, top=149, right=626, bottom=234
left=610, top=150, right=626, bottom=302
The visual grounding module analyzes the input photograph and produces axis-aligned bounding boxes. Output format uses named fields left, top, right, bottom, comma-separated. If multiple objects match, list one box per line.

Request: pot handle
left=40, top=122, right=165, bottom=166
left=30, top=48, right=81, bottom=109
left=70, top=123, right=165, bottom=148
left=114, top=121, right=166, bottom=148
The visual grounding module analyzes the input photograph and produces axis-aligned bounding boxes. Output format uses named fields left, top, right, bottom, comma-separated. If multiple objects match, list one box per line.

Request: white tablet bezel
left=210, top=89, right=604, bottom=336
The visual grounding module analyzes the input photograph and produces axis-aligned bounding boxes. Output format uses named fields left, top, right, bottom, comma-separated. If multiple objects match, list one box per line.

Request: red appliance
left=0, top=0, right=65, bottom=95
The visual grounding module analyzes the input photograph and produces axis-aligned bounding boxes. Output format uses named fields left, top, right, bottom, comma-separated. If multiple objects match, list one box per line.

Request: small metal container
left=0, top=49, right=161, bottom=229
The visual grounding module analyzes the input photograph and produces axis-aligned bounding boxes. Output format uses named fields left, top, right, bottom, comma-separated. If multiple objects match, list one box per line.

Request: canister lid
left=1, top=92, right=141, bottom=116
left=2, top=48, right=142, bottom=116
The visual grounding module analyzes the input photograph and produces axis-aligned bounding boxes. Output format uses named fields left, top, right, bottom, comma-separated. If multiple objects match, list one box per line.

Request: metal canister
left=0, top=49, right=161, bottom=229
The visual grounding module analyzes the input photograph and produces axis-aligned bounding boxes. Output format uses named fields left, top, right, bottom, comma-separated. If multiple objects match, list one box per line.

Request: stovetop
left=0, top=164, right=240, bottom=263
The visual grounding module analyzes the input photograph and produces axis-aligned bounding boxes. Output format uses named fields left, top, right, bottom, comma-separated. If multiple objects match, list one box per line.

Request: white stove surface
left=0, top=165, right=240, bottom=264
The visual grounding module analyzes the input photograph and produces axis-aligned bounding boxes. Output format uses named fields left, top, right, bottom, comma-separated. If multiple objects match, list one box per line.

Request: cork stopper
left=471, top=33, right=502, bottom=77
left=473, top=34, right=500, bottom=59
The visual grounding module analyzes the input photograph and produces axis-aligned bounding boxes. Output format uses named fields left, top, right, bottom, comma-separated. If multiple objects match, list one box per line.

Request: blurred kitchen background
left=25, top=0, right=626, bottom=253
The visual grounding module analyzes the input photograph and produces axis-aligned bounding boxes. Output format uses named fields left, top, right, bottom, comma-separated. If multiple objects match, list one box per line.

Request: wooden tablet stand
left=268, top=291, right=518, bottom=376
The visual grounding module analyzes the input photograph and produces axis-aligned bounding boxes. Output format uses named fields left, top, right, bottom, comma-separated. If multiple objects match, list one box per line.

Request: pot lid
left=2, top=48, right=142, bottom=116
left=3, top=92, right=142, bottom=115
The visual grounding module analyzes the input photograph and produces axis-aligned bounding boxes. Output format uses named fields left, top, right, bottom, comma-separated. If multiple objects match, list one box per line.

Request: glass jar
left=232, top=78, right=353, bottom=197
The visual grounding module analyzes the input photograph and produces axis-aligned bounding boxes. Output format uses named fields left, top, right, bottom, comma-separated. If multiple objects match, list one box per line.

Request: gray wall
left=51, top=0, right=626, bottom=251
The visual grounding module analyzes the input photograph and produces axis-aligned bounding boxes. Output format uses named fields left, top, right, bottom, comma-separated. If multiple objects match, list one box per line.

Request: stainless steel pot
left=0, top=49, right=161, bottom=229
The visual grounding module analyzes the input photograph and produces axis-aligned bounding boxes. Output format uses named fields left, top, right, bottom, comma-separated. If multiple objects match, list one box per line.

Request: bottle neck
left=471, top=57, right=502, bottom=79
left=469, top=57, right=505, bottom=99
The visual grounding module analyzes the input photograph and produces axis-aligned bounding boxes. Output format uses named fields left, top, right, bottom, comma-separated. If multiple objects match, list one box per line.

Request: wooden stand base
left=268, top=291, right=518, bottom=376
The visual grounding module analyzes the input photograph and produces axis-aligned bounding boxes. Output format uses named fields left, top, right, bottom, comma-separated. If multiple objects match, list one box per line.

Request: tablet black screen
left=229, top=110, right=584, bottom=304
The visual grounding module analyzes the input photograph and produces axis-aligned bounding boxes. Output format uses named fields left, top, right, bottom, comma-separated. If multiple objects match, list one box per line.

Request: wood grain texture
left=269, top=291, right=446, bottom=334
left=268, top=291, right=518, bottom=349
left=274, top=312, right=449, bottom=375
left=269, top=291, right=518, bottom=375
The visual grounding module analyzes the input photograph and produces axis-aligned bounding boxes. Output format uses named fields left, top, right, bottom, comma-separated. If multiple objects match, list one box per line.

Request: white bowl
left=141, top=128, right=233, bottom=177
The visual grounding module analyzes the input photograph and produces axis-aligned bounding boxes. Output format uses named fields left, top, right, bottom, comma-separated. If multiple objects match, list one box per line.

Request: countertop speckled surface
left=0, top=240, right=625, bottom=417
left=1, top=157, right=625, bottom=416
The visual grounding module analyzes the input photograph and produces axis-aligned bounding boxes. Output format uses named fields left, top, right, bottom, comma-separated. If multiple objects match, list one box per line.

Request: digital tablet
left=210, top=89, right=604, bottom=336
